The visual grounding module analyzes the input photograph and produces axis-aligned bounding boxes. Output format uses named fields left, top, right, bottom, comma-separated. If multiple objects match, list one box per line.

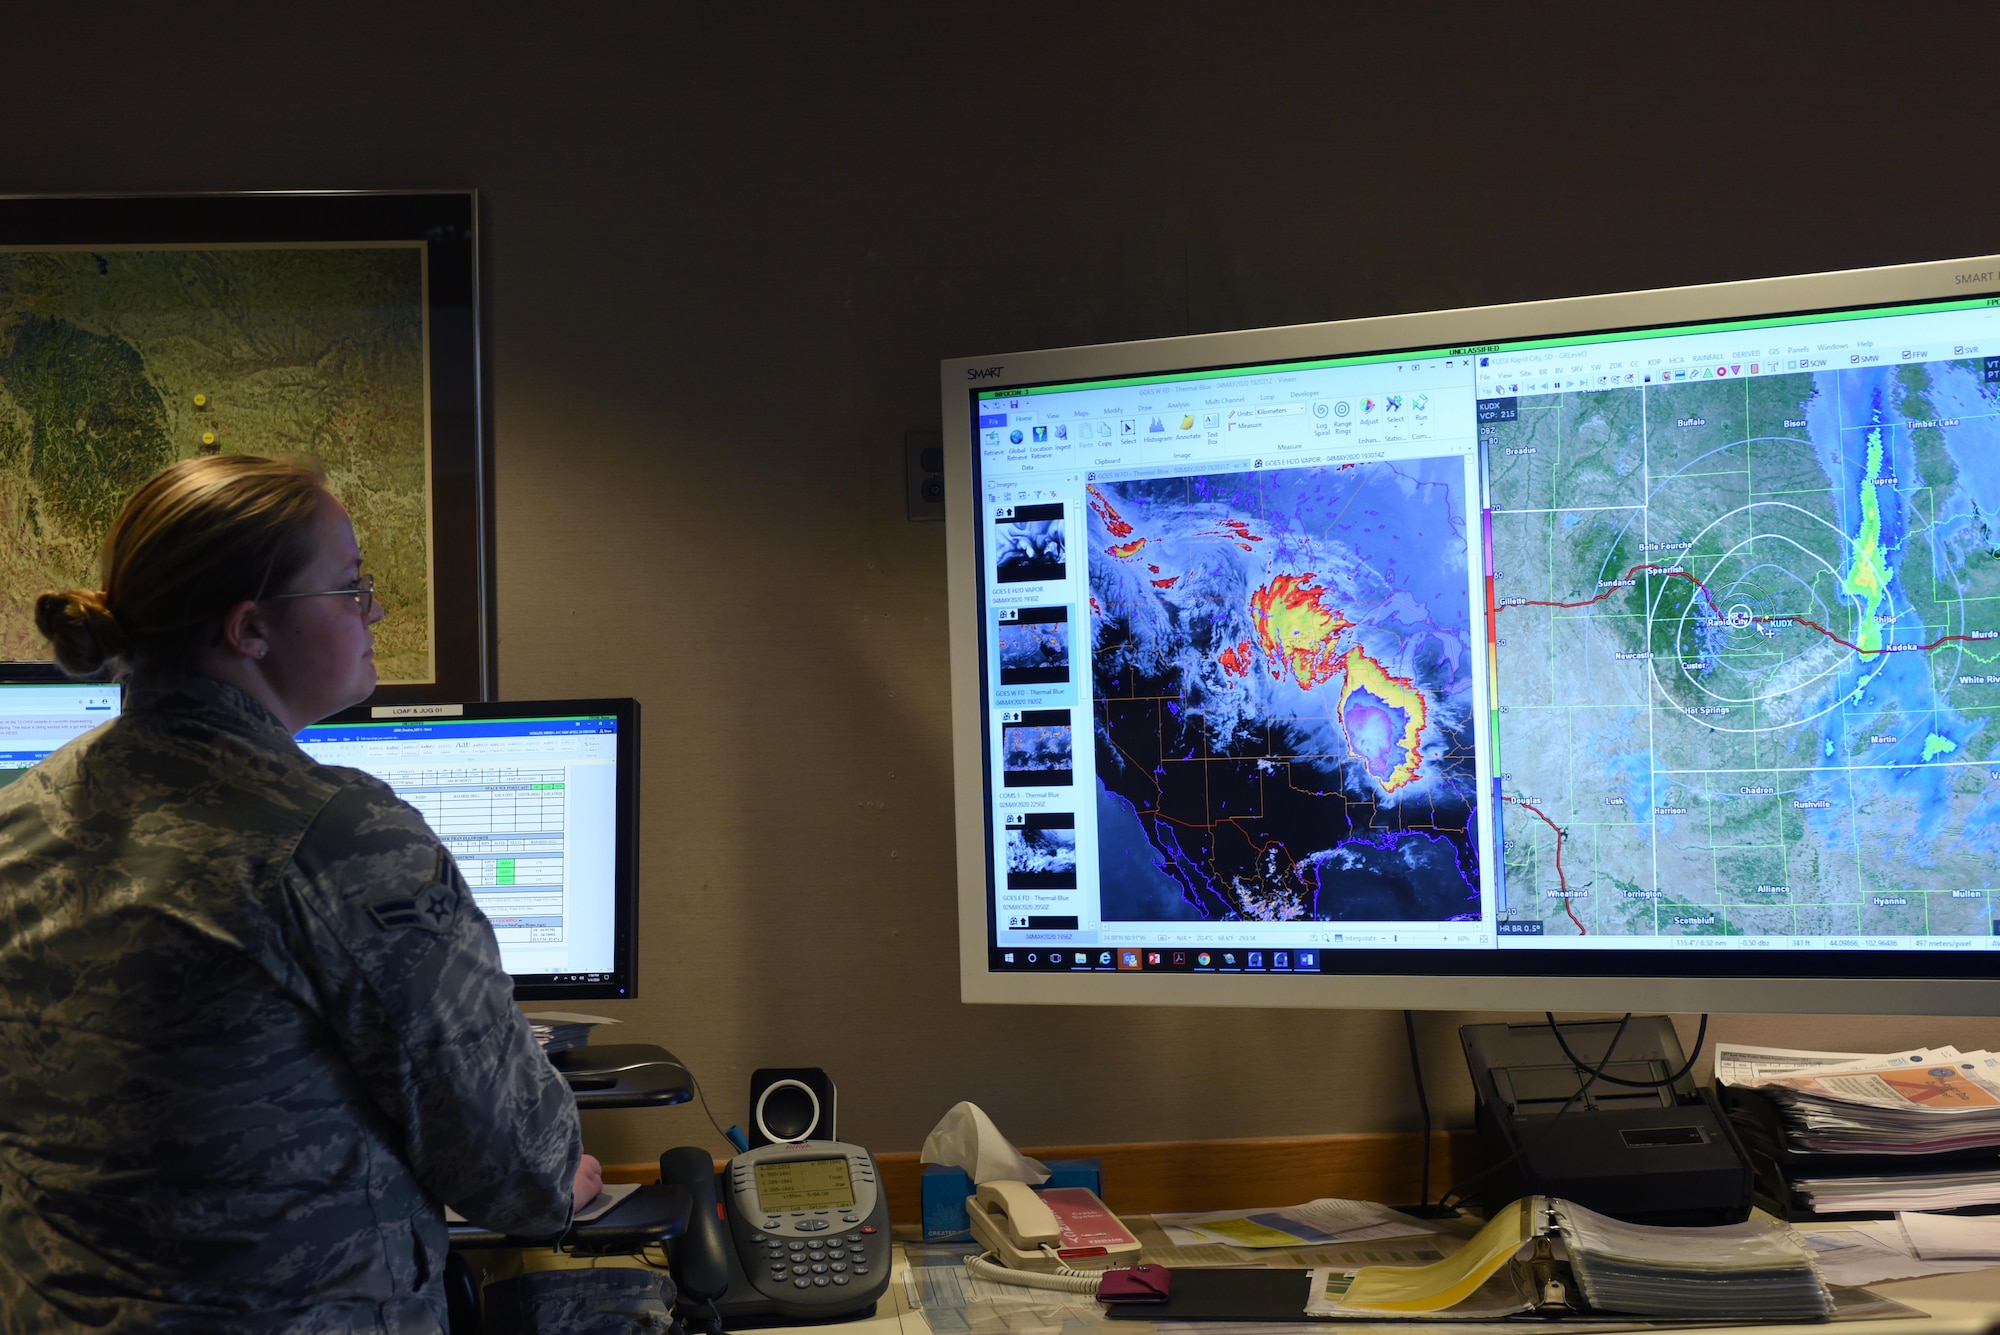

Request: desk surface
left=740, top=1246, right=2000, bottom=1335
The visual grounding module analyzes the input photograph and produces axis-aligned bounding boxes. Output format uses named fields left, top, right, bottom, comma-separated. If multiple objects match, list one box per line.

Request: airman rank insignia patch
left=368, top=850, right=460, bottom=933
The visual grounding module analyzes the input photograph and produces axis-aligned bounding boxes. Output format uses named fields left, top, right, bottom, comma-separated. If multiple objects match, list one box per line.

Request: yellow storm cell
left=1250, top=573, right=1353, bottom=689
left=1840, top=426, right=1892, bottom=655
left=1337, top=645, right=1429, bottom=792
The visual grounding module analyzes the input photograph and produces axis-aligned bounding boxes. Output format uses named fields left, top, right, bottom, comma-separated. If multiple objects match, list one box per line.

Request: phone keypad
left=756, top=1230, right=877, bottom=1287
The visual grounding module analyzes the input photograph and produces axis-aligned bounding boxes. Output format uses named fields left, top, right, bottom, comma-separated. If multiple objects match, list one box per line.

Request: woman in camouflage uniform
left=0, top=455, right=600, bottom=1333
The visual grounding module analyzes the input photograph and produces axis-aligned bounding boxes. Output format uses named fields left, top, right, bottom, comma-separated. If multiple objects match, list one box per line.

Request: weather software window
left=978, top=356, right=1493, bottom=952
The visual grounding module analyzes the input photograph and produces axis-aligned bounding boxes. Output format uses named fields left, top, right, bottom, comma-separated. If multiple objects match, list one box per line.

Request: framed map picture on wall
left=0, top=191, right=490, bottom=702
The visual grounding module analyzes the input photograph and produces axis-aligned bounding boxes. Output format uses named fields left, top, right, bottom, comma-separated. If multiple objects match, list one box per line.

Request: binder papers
left=1315, top=1198, right=1537, bottom=1315
left=1552, top=1198, right=1832, bottom=1319
left=1312, top=1198, right=1831, bottom=1320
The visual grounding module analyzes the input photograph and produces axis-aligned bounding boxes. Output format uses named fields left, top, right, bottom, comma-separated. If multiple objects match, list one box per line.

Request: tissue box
left=921, top=1159, right=1104, bottom=1241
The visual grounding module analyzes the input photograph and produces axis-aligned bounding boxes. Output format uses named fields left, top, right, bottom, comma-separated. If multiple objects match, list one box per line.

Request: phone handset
left=969, top=1179, right=1062, bottom=1260
left=661, top=1145, right=733, bottom=1302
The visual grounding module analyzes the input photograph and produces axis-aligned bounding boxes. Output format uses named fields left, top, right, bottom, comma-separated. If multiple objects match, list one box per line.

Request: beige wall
left=12, top=6, right=2000, bottom=1168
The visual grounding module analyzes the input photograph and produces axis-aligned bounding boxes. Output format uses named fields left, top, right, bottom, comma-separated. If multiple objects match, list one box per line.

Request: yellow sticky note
left=1339, top=1198, right=1533, bottom=1312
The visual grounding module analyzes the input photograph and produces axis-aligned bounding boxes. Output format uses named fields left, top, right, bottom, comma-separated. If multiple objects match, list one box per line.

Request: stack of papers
left=1796, top=1168, right=2000, bottom=1214
left=1154, top=1199, right=1438, bottom=1248
left=522, top=1010, right=619, bottom=1054
left=1723, top=1044, right=2000, bottom=1155
left=1552, top=1198, right=1832, bottom=1319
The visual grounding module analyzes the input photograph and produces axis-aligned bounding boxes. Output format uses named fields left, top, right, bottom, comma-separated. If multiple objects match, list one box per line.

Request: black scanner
left=1461, top=1017, right=1754, bottom=1226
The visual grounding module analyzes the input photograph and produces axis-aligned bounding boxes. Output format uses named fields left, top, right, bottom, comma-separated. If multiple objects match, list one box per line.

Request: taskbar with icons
left=988, top=946, right=1323, bottom=973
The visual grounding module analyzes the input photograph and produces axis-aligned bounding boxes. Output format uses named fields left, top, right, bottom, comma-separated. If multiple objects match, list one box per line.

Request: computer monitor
left=0, top=681, right=121, bottom=783
left=943, top=253, right=2000, bottom=1016
left=297, top=698, right=639, bottom=1001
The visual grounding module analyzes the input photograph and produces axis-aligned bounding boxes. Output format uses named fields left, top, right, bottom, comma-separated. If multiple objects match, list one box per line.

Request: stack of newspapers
left=1718, top=1043, right=2000, bottom=1216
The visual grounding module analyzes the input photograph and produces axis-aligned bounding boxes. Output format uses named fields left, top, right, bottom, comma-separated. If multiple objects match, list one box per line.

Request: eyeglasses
left=268, top=573, right=376, bottom=618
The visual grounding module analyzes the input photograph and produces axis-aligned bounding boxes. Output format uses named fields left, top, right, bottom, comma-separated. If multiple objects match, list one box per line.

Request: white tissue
left=919, top=1101, right=1049, bottom=1185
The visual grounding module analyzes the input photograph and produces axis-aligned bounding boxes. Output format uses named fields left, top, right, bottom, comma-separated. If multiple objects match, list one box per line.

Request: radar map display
left=0, top=247, right=433, bottom=680
left=1488, top=362, right=2000, bottom=939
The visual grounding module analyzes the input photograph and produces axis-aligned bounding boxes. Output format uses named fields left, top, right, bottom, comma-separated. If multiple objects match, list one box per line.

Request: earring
left=254, top=646, right=268, bottom=660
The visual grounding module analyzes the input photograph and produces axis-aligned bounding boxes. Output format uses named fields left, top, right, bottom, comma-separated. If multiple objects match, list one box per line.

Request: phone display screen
left=754, top=1157, right=855, bottom=1211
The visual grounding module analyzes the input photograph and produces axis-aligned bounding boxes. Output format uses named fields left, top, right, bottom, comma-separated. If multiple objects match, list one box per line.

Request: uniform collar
left=121, top=672, right=300, bottom=748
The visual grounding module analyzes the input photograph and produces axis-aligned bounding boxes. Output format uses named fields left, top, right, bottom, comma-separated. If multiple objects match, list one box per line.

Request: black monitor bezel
left=306, top=695, right=640, bottom=1001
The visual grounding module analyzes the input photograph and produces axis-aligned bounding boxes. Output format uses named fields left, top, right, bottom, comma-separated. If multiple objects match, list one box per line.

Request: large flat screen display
left=298, top=698, right=639, bottom=1001
left=944, top=254, right=2000, bottom=1013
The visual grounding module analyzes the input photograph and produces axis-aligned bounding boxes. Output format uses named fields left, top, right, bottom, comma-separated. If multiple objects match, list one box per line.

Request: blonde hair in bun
left=35, top=454, right=328, bottom=679
left=34, top=588, right=129, bottom=678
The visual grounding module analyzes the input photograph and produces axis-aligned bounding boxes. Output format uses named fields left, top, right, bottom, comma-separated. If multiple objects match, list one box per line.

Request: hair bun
left=34, top=588, right=128, bottom=677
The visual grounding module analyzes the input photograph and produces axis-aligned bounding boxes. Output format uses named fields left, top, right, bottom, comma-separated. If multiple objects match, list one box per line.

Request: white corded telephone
left=964, top=1180, right=1143, bottom=1293
left=968, top=1181, right=1062, bottom=1263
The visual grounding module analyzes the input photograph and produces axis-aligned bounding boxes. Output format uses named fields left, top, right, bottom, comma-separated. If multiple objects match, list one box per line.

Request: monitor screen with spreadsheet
left=944, top=252, right=2000, bottom=1015
left=0, top=682, right=120, bottom=782
left=297, top=697, right=639, bottom=1001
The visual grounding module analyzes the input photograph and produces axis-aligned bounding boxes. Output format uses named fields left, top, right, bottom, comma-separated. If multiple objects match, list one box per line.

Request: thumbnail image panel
left=994, top=503, right=1067, bottom=583
left=1005, top=811, right=1078, bottom=889
left=997, top=605, right=1070, bottom=686
left=1002, top=708, right=1073, bottom=787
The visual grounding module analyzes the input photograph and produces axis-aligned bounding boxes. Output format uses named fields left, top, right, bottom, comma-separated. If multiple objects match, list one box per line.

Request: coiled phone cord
left=964, top=1249, right=1105, bottom=1294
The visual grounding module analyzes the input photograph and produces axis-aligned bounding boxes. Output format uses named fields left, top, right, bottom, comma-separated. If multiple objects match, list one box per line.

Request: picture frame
left=0, top=191, right=490, bottom=703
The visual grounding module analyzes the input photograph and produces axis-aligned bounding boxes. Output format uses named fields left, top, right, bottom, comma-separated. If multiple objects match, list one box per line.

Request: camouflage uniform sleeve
left=281, top=778, right=582, bottom=1237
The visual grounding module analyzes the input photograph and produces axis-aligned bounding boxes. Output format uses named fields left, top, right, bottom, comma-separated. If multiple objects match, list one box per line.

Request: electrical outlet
left=906, top=430, right=944, bottom=522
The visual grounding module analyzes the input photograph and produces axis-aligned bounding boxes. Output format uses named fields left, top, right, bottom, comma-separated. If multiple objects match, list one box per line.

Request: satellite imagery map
left=0, top=246, right=433, bottom=680
left=1487, top=360, right=2000, bottom=938
left=1087, top=459, right=1480, bottom=924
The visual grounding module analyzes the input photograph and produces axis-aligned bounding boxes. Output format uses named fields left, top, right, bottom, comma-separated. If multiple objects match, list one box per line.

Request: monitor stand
left=549, top=1042, right=695, bottom=1109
